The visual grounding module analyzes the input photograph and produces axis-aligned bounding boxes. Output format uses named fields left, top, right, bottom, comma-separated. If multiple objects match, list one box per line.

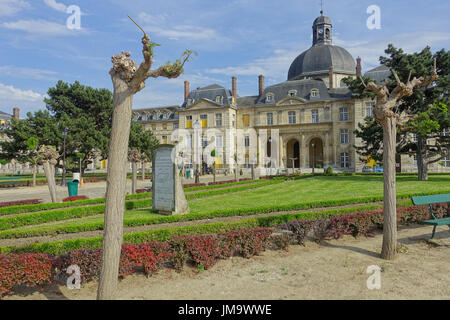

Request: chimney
left=184, top=81, right=190, bottom=100
left=13, top=107, right=19, bottom=120
left=329, top=66, right=334, bottom=89
left=356, top=57, right=362, bottom=77
left=258, top=75, right=265, bottom=96
left=232, top=76, right=237, bottom=102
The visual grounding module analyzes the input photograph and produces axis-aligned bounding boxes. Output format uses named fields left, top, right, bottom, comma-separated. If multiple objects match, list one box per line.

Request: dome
left=313, top=14, right=331, bottom=25
left=288, top=44, right=356, bottom=80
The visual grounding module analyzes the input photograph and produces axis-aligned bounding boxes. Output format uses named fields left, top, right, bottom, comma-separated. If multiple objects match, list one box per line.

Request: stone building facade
left=133, top=12, right=450, bottom=174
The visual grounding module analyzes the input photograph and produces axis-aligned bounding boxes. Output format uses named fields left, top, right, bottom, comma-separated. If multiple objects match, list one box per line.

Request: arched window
left=288, top=90, right=297, bottom=97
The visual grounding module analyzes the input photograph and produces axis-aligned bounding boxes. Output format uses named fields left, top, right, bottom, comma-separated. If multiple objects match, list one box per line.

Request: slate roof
left=133, top=106, right=180, bottom=122
left=288, top=44, right=356, bottom=80
left=181, top=84, right=234, bottom=108
left=0, top=111, right=12, bottom=121
left=364, top=65, right=391, bottom=83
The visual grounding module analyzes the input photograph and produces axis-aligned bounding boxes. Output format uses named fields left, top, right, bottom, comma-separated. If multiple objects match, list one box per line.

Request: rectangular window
left=173, top=123, right=179, bottom=129
left=244, top=135, right=250, bottom=147
left=215, top=135, right=223, bottom=148
left=152, top=124, right=156, bottom=131
left=340, top=129, right=350, bottom=144
left=201, top=135, right=208, bottom=148
left=215, top=113, right=222, bottom=127
left=442, top=128, right=449, bottom=136
left=443, top=156, right=450, bottom=167
left=340, top=107, right=349, bottom=121
left=243, top=114, right=250, bottom=127
left=267, top=113, right=273, bottom=125
left=162, top=136, right=168, bottom=144
left=200, top=114, right=208, bottom=128
left=340, top=152, right=350, bottom=168
left=288, top=111, right=296, bottom=124
left=365, top=102, right=375, bottom=117
left=186, top=116, right=192, bottom=129
left=413, top=155, right=418, bottom=168
left=162, top=123, right=167, bottom=130
left=312, top=110, right=319, bottom=123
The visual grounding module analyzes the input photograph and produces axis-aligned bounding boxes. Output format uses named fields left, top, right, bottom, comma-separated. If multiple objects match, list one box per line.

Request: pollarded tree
left=97, top=17, right=194, bottom=300
left=359, top=60, right=438, bottom=260
left=37, top=145, right=60, bottom=203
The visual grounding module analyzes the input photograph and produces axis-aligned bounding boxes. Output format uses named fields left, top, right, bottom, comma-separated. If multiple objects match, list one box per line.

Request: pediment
left=185, top=98, right=225, bottom=110
left=276, top=97, right=307, bottom=106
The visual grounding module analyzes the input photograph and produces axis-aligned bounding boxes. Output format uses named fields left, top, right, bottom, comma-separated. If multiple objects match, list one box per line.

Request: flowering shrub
left=0, top=199, right=43, bottom=208
left=62, top=196, right=88, bottom=202
left=280, top=220, right=313, bottom=246
left=0, top=253, right=55, bottom=297
left=271, top=233, right=290, bottom=251
left=136, top=188, right=151, bottom=193
left=207, top=180, right=237, bottom=186
left=222, top=228, right=273, bottom=258
left=183, top=183, right=206, bottom=188
left=183, top=235, right=219, bottom=270
left=56, top=248, right=102, bottom=282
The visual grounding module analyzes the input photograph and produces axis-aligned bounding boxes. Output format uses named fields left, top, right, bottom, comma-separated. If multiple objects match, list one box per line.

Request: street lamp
left=311, top=141, right=316, bottom=174
left=193, top=120, right=200, bottom=183
left=61, top=128, right=68, bottom=186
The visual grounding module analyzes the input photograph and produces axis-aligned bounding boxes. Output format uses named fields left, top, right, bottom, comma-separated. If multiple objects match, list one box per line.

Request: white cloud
left=43, top=0, right=66, bottom=13
left=206, top=46, right=303, bottom=80
left=0, top=83, right=44, bottom=102
left=2, top=19, right=88, bottom=36
left=335, top=31, right=450, bottom=71
left=137, top=12, right=226, bottom=42
left=0, top=0, right=29, bottom=16
left=0, top=65, right=58, bottom=80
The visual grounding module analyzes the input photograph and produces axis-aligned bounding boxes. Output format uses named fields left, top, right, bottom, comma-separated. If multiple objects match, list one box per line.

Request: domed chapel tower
left=288, top=11, right=356, bottom=88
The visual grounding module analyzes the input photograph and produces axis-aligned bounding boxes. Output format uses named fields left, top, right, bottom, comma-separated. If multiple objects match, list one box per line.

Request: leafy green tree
left=44, top=81, right=114, bottom=173
left=345, top=45, right=449, bottom=180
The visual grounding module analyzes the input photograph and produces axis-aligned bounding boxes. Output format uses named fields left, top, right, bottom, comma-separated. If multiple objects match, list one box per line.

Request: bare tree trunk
left=97, top=79, right=133, bottom=300
left=32, top=164, right=37, bottom=187
left=417, top=137, right=428, bottom=181
left=43, top=161, right=58, bottom=203
left=141, top=161, right=145, bottom=181
left=132, top=161, right=137, bottom=194
left=381, top=117, right=397, bottom=260
left=251, top=164, right=255, bottom=180
left=235, top=163, right=238, bottom=181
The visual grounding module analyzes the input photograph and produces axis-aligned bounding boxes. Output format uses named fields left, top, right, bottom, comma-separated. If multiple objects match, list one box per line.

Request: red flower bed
left=183, top=183, right=206, bottom=188
left=136, top=188, right=151, bottom=193
left=207, top=180, right=237, bottom=186
left=0, top=253, right=55, bottom=297
left=62, top=196, right=88, bottom=202
left=0, top=199, right=43, bottom=208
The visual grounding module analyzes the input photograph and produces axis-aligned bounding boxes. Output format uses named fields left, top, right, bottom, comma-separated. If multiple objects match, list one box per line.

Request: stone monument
left=152, top=144, right=189, bottom=215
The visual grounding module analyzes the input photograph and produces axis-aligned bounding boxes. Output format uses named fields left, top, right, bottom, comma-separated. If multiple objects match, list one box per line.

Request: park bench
left=411, top=193, right=450, bottom=239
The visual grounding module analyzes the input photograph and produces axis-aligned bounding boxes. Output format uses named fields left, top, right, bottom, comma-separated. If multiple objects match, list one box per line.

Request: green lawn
left=1, top=175, right=449, bottom=239
left=188, top=175, right=450, bottom=213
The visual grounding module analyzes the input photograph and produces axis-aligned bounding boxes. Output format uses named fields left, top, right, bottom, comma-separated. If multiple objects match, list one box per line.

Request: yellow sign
left=366, top=156, right=376, bottom=167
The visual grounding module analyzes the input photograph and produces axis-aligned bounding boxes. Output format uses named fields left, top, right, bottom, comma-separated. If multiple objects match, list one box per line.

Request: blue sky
left=0, top=0, right=449, bottom=115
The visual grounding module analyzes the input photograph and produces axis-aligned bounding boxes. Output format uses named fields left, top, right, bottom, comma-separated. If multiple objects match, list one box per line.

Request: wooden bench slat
left=411, top=193, right=450, bottom=206
left=423, top=217, right=450, bottom=226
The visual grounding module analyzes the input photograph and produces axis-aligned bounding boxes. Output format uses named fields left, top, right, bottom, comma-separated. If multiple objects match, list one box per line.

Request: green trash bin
left=186, top=169, right=191, bottom=179
left=67, top=180, right=79, bottom=197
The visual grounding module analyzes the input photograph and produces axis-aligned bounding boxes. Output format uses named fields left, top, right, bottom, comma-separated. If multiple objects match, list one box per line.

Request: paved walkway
left=0, top=174, right=253, bottom=203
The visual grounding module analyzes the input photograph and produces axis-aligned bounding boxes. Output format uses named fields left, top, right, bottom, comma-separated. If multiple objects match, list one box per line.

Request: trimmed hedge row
left=0, top=227, right=273, bottom=297
left=0, top=193, right=152, bottom=216
left=0, top=202, right=410, bottom=256
left=0, top=199, right=153, bottom=231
